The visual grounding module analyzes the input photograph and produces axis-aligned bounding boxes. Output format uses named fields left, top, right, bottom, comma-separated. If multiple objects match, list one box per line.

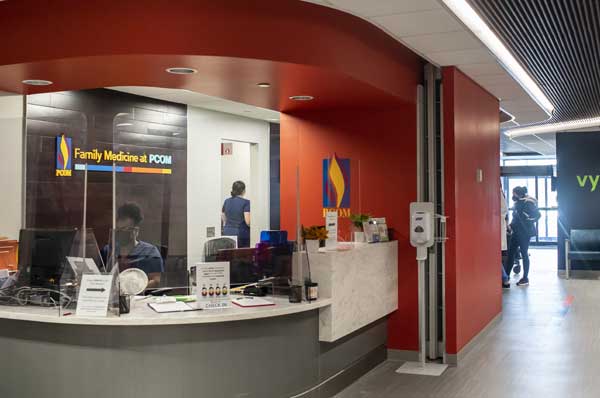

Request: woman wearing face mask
left=504, top=186, right=540, bottom=286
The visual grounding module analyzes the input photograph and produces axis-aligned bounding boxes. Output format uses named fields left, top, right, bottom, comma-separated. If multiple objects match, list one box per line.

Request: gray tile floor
left=336, top=248, right=600, bottom=398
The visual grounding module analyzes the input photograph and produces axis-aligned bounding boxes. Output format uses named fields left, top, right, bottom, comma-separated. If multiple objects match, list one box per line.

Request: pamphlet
left=372, top=218, right=389, bottom=242
left=75, top=274, right=114, bottom=317
left=196, top=262, right=231, bottom=310
left=325, top=211, right=338, bottom=250
left=363, top=220, right=379, bottom=243
left=362, top=217, right=389, bottom=243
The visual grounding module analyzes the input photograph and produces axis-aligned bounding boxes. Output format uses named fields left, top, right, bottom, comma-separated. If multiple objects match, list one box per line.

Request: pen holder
left=289, top=285, right=303, bottom=303
left=119, top=295, right=131, bottom=314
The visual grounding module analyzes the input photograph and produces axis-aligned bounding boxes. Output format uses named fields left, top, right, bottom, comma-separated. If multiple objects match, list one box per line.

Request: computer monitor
left=17, top=229, right=77, bottom=288
left=215, top=242, right=293, bottom=286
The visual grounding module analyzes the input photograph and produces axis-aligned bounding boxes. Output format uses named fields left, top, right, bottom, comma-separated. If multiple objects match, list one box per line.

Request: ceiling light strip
left=506, top=117, right=600, bottom=138
left=441, top=0, right=554, bottom=116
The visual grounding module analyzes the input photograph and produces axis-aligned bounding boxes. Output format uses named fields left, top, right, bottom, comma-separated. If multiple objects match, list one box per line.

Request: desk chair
left=204, top=237, right=237, bottom=262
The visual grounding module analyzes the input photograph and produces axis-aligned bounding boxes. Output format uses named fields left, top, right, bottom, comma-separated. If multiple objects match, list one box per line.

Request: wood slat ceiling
left=469, top=0, right=600, bottom=123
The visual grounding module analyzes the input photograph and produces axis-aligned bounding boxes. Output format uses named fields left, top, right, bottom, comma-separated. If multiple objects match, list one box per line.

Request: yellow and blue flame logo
left=323, top=154, right=350, bottom=209
left=55, top=135, right=73, bottom=177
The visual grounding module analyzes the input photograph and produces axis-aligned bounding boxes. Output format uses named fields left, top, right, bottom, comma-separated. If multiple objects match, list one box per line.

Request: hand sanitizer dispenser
left=409, top=202, right=435, bottom=260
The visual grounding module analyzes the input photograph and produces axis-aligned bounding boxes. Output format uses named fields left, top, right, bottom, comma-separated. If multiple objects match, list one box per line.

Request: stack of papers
left=148, top=301, right=199, bottom=313
left=231, top=296, right=275, bottom=308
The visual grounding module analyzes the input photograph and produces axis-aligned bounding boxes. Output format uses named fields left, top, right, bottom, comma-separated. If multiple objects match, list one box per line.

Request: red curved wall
left=280, top=105, right=420, bottom=351
left=443, top=67, right=502, bottom=355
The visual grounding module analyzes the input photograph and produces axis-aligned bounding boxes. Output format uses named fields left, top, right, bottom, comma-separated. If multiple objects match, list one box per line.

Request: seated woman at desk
left=102, top=203, right=164, bottom=288
left=222, top=181, right=251, bottom=248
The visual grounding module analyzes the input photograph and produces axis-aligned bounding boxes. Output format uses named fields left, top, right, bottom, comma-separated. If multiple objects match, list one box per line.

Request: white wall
left=221, top=141, right=252, bottom=204
left=0, top=96, right=23, bottom=240
left=187, top=108, right=270, bottom=263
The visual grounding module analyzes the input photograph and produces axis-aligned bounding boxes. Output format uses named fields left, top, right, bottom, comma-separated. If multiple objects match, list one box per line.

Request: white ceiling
left=303, top=0, right=551, bottom=128
left=109, top=87, right=280, bottom=123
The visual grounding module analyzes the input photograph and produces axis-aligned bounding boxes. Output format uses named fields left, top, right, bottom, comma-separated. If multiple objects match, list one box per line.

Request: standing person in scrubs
left=222, top=181, right=251, bottom=248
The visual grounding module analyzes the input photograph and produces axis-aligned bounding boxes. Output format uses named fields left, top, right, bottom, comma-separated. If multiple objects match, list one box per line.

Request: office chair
left=203, top=237, right=237, bottom=262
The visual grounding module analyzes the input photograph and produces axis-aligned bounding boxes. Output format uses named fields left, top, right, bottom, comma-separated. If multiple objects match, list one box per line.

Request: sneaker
left=516, top=278, right=529, bottom=287
left=502, top=281, right=510, bottom=289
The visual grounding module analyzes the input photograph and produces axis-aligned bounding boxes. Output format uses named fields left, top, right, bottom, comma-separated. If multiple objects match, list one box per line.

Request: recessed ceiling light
left=116, top=123, right=132, bottom=127
left=22, top=79, right=53, bottom=86
left=257, top=83, right=271, bottom=88
left=166, top=67, right=197, bottom=75
left=441, top=0, right=554, bottom=116
left=289, top=95, right=314, bottom=101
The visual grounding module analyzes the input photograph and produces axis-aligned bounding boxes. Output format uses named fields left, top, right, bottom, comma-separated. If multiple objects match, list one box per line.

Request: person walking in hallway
left=504, top=186, right=540, bottom=286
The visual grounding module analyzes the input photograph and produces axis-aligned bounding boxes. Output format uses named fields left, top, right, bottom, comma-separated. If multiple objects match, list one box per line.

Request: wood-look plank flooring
left=336, top=248, right=599, bottom=398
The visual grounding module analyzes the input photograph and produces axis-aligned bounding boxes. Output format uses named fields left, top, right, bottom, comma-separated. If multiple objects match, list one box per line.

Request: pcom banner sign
left=322, top=153, right=351, bottom=217
left=55, top=134, right=173, bottom=177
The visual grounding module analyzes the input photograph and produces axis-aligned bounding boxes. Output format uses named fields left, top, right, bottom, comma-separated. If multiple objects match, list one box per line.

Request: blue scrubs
left=101, top=241, right=164, bottom=275
left=222, top=196, right=251, bottom=248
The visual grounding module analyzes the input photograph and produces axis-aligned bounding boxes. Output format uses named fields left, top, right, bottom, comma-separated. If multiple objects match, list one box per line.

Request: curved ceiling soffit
left=0, top=0, right=423, bottom=108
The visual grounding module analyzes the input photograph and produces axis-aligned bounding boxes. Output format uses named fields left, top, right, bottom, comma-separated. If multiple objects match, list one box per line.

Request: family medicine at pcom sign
left=55, top=134, right=174, bottom=177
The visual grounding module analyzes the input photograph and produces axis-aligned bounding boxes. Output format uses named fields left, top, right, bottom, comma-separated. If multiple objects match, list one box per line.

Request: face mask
left=115, top=230, right=134, bottom=246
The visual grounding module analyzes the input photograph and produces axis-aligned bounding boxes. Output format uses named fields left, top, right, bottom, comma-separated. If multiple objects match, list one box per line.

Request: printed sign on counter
left=75, top=274, right=114, bottom=317
left=325, top=211, right=338, bottom=249
left=196, top=262, right=231, bottom=310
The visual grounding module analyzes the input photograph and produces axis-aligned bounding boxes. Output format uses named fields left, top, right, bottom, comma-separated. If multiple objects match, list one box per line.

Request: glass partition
left=10, top=88, right=368, bottom=314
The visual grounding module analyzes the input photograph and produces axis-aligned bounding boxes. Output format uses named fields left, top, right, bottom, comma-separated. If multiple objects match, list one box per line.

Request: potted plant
left=302, top=225, right=328, bottom=253
left=349, top=213, right=370, bottom=242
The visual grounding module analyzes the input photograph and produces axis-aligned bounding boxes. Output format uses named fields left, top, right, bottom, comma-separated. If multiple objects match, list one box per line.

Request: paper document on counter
left=231, top=296, right=275, bottom=308
left=148, top=301, right=199, bottom=313
left=76, top=274, right=114, bottom=317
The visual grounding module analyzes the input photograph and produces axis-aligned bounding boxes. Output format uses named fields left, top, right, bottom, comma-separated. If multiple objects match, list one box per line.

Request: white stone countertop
left=0, top=296, right=332, bottom=326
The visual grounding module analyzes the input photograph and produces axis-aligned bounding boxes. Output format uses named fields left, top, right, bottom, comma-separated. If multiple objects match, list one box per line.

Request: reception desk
left=311, top=241, right=399, bottom=342
left=0, top=243, right=398, bottom=398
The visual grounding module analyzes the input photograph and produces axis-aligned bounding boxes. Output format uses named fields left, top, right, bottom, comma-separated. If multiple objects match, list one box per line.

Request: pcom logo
left=55, top=135, right=72, bottom=177
left=322, top=154, right=351, bottom=217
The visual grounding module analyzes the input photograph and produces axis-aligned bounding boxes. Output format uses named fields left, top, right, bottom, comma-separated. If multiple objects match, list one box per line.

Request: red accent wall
left=443, top=67, right=502, bottom=355
left=281, top=107, right=419, bottom=351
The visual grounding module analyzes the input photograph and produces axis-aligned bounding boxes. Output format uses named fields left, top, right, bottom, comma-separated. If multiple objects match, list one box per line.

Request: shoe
left=502, top=282, right=510, bottom=289
left=516, top=278, right=529, bottom=286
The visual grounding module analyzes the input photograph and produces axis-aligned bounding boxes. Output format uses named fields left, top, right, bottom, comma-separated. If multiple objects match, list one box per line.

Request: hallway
left=337, top=248, right=600, bottom=398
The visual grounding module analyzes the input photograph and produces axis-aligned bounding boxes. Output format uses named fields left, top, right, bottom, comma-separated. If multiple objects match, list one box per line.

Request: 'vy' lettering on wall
left=577, top=175, right=600, bottom=192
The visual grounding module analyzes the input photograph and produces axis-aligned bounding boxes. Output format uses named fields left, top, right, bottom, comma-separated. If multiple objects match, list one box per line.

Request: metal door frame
left=420, top=64, right=446, bottom=361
